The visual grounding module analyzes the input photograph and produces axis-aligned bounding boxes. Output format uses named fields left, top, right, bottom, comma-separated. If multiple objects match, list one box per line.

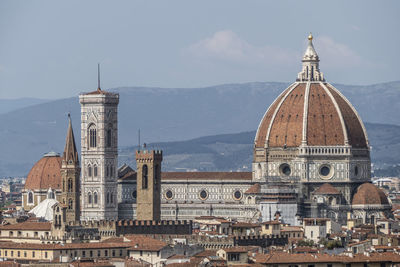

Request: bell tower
left=136, top=148, right=162, bottom=221
left=60, top=114, right=81, bottom=223
left=79, top=66, right=119, bottom=221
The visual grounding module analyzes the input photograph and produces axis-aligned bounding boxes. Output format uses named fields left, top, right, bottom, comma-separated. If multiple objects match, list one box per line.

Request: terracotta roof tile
left=0, top=221, right=51, bottom=231
left=255, top=82, right=368, bottom=149
left=124, top=235, right=167, bottom=251
left=314, top=183, right=340, bottom=195
left=254, top=252, right=400, bottom=264
left=245, top=183, right=261, bottom=194
left=352, top=183, right=389, bottom=205
left=25, top=155, right=62, bottom=190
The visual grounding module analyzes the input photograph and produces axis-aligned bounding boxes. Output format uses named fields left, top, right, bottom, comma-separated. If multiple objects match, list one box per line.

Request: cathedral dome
left=255, top=35, right=368, bottom=149
left=352, top=183, right=389, bottom=205
left=25, top=152, right=62, bottom=190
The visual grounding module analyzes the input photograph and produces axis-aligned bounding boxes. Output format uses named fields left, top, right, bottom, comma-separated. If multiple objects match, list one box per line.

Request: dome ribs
left=325, top=84, right=368, bottom=148
left=268, top=83, right=305, bottom=147
left=352, top=183, right=389, bottom=205
left=25, top=156, right=62, bottom=191
left=307, top=83, right=344, bottom=146
left=255, top=83, right=296, bottom=148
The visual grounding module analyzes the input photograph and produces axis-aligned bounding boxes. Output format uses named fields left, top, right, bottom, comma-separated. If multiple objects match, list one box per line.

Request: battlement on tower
left=135, top=150, right=163, bottom=162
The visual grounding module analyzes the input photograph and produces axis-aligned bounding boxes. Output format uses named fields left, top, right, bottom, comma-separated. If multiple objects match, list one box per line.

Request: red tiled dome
left=314, top=183, right=340, bottom=195
left=352, top=183, right=389, bottom=205
left=24, top=152, right=62, bottom=190
left=254, top=82, right=368, bottom=149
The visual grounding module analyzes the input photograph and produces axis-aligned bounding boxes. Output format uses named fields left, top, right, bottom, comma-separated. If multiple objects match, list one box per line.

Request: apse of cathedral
left=22, top=34, right=391, bottom=226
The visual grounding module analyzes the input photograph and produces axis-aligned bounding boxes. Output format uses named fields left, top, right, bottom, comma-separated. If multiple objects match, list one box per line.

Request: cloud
left=314, top=35, right=365, bottom=68
left=184, top=30, right=297, bottom=66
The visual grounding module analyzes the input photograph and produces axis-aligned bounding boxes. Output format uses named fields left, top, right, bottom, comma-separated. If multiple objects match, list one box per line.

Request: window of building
left=89, top=125, right=97, bottom=148
left=140, top=251, right=143, bottom=256
left=68, top=199, right=73, bottom=210
left=45, top=252, right=48, bottom=258
left=308, top=265, right=315, bottom=267
left=88, top=192, right=92, bottom=204
left=154, top=164, right=159, bottom=185
left=107, top=192, right=110, bottom=204
left=94, top=165, right=98, bottom=177
left=105, top=250, right=108, bottom=257
left=94, top=192, right=98, bottom=204
left=24, top=251, right=27, bottom=257
left=88, top=165, right=92, bottom=177
left=142, top=165, right=148, bottom=189
left=112, top=250, right=115, bottom=257
left=17, top=251, right=20, bottom=257
left=74, top=251, right=77, bottom=258
left=32, top=251, right=35, bottom=258
left=311, top=231, right=313, bottom=238
left=97, top=250, right=101, bottom=257
left=11, top=251, right=13, bottom=257
left=5, top=251, right=7, bottom=257
left=82, top=251, right=86, bottom=257
left=90, top=250, right=93, bottom=257
left=107, top=129, right=112, bottom=147
left=119, top=250, right=122, bottom=256
left=227, top=253, right=240, bottom=261
left=328, top=264, right=332, bottom=267
left=106, top=166, right=109, bottom=177
left=68, top=178, right=73, bottom=192
left=28, top=191, right=33, bottom=204
left=111, top=193, right=114, bottom=204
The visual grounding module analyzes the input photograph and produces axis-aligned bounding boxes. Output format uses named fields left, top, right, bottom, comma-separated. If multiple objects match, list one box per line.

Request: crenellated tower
left=60, top=114, right=81, bottom=223
left=136, top=149, right=162, bottom=221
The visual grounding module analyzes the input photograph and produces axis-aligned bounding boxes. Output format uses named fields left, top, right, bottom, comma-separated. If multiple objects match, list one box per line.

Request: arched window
left=94, top=165, right=98, bottom=177
left=106, top=129, right=112, bottom=147
left=94, top=192, right=98, bottom=204
left=88, top=192, right=92, bottom=204
left=154, top=164, right=159, bottom=185
left=142, top=165, right=148, bottom=189
left=110, top=166, right=113, bottom=177
left=68, top=179, right=73, bottom=192
left=106, top=166, right=109, bottom=177
left=107, top=192, right=110, bottom=204
left=28, top=192, right=33, bottom=204
left=68, top=199, right=73, bottom=210
left=88, top=165, right=92, bottom=177
left=88, top=124, right=97, bottom=148
left=110, top=193, right=114, bottom=204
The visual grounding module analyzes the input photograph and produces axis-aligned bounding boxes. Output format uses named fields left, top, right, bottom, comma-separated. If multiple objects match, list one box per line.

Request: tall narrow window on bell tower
left=142, top=165, right=148, bottom=189
left=89, top=124, right=97, bottom=148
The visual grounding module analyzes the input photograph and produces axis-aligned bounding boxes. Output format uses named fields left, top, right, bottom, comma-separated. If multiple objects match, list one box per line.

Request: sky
left=0, top=0, right=399, bottom=99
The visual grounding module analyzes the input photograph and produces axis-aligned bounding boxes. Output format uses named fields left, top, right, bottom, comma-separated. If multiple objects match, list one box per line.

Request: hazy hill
left=0, top=98, right=50, bottom=114
left=119, top=122, right=400, bottom=176
left=0, top=81, right=400, bottom=177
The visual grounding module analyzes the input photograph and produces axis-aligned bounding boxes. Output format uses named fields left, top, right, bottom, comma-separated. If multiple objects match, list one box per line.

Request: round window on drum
left=233, top=190, right=242, bottom=201
left=165, top=190, right=173, bottom=200
left=199, top=189, right=209, bottom=200
left=279, top=163, right=291, bottom=176
left=319, top=164, right=333, bottom=179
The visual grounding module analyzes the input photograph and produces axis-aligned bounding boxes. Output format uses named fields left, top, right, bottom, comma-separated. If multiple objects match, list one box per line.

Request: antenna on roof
left=138, top=129, right=141, bottom=149
left=97, top=63, right=101, bottom=91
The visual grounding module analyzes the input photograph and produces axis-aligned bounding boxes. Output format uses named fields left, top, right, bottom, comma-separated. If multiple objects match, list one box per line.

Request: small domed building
left=22, top=116, right=81, bottom=223
left=22, top=152, right=62, bottom=211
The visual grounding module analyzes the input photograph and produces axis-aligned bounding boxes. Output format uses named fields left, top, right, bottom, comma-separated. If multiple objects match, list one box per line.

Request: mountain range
left=0, top=81, right=399, bottom=177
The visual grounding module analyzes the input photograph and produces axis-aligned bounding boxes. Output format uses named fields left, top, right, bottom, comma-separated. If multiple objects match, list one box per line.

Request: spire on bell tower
left=297, top=33, right=325, bottom=82
left=63, top=114, right=79, bottom=165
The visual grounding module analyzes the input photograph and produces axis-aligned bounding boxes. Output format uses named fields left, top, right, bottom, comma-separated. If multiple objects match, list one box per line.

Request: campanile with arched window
left=79, top=76, right=119, bottom=221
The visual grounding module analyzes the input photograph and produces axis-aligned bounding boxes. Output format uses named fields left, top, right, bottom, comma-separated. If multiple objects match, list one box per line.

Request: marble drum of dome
left=253, top=34, right=370, bottom=185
